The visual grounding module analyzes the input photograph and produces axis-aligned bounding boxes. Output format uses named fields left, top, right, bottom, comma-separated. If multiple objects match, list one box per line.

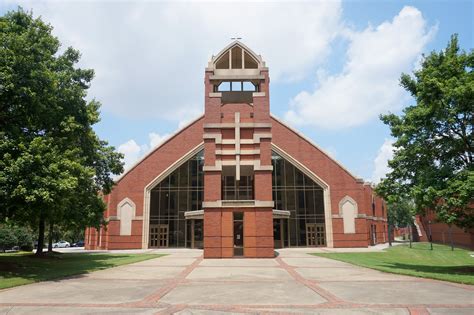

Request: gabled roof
left=208, top=40, right=266, bottom=69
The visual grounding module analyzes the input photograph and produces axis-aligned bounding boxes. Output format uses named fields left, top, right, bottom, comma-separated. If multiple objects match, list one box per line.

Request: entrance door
left=233, top=212, right=244, bottom=256
left=150, top=224, right=159, bottom=248
left=149, top=224, right=168, bottom=248
left=158, top=224, right=169, bottom=247
left=315, top=224, right=326, bottom=246
left=370, top=224, right=377, bottom=245
left=190, top=219, right=203, bottom=249
left=273, top=219, right=286, bottom=248
left=307, top=223, right=325, bottom=247
left=306, top=224, right=316, bottom=246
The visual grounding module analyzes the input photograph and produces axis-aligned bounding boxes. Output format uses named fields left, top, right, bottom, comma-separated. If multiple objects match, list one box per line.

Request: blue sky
left=2, top=0, right=473, bottom=181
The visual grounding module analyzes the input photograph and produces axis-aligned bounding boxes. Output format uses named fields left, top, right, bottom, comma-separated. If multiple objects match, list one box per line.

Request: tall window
left=372, top=195, right=376, bottom=216
left=272, top=151, right=325, bottom=247
left=222, top=175, right=254, bottom=200
left=149, top=150, right=204, bottom=247
left=221, top=165, right=254, bottom=200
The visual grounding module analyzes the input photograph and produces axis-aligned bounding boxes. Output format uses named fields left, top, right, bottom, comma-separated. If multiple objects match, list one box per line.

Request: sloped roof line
left=212, top=40, right=263, bottom=66
left=114, top=114, right=205, bottom=184
left=114, top=112, right=367, bottom=185
left=270, top=114, right=366, bottom=184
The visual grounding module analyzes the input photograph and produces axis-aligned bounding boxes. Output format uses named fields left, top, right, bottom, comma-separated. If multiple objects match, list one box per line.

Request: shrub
left=0, top=226, right=18, bottom=252
left=13, top=226, right=34, bottom=251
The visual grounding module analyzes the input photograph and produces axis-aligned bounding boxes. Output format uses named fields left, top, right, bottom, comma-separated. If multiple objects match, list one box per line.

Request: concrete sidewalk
left=0, top=248, right=472, bottom=314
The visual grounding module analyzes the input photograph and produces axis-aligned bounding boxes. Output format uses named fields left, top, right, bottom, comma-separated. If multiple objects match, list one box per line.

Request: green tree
left=387, top=198, right=414, bottom=229
left=376, top=35, right=473, bottom=230
left=0, top=9, right=123, bottom=255
left=0, top=225, right=18, bottom=252
left=12, top=225, right=34, bottom=251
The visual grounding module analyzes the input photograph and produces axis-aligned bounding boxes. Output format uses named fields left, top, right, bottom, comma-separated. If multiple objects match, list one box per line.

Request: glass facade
left=222, top=175, right=254, bottom=200
left=149, top=150, right=204, bottom=247
left=272, top=151, right=326, bottom=247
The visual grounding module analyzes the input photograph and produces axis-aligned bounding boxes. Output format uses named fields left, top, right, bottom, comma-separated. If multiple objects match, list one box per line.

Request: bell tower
left=202, top=41, right=274, bottom=258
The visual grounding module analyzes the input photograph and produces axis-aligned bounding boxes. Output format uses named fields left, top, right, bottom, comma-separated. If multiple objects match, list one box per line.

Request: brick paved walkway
left=0, top=248, right=472, bottom=314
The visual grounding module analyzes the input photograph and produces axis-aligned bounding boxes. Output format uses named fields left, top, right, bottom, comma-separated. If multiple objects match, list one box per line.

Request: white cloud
left=372, top=138, right=395, bottom=183
left=118, top=132, right=170, bottom=171
left=12, top=0, right=342, bottom=122
left=148, top=132, right=171, bottom=149
left=117, top=139, right=142, bottom=171
left=286, top=6, right=436, bottom=129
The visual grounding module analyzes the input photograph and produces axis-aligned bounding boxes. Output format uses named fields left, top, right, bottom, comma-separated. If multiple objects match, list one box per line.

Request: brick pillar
left=204, top=210, right=222, bottom=258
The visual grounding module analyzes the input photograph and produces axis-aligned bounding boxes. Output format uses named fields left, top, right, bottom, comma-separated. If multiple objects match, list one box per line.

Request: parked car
left=53, top=240, right=70, bottom=248
left=72, top=240, right=84, bottom=247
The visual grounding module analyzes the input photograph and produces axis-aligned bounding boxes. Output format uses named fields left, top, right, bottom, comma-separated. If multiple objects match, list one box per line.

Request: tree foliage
left=0, top=226, right=18, bottom=252
left=0, top=8, right=123, bottom=254
left=386, top=198, right=414, bottom=228
left=376, top=35, right=473, bottom=229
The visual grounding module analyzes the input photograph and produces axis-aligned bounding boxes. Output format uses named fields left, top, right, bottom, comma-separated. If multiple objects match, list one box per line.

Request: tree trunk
left=388, top=224, right=392, bottom=247
left=36, top=212, right=45, bottom=256
left=48, top=221, right=53, bottom=253
left=449, top=225, right=454, bottom=251
left=409, top=224, right=412, bottom=248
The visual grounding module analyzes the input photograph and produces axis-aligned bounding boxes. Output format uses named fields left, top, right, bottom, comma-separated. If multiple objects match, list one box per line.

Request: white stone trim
left=242, top=122, right=271, bottom=128
left=222, top=160, right=237, bottom=166
left=203, top=200, right=274, bottom=208
left=204, top=123, right=235, bottom=129
left=339, top=196, right=358, bottom=234
left=254, top=133, right=272, bottom=142
left=203, top=133, right=222, bottom=144
left=203, top=160, right=223, bottom=171
left=204, top=122, right=272, bottom=129
left=331, top=214, right=387, bottom=222
left=338, top=196, right=358, bottom=216
left=209, top=73, right=264, bottom=80
left=253, top=160, right=273, bottom=171
left=209, top=92, right=222, bottom=97
left=215, top=149, right=260, bottom=155
left=253, top=92, right=266, bottom=97
left=271, top=144, right=333, bottom=247
left=184, top=210, right=204, bottom=219
left=117, top=198, right=137, bottom=236
left=273, top=209, right=291, bottom=219
left=142, top=143, right=204, bottom=249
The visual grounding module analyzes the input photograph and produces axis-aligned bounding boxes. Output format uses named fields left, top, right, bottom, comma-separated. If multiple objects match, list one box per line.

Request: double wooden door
left=306, top=223, right=325, bottom=246
left=149, top=224, right=169, bottom=248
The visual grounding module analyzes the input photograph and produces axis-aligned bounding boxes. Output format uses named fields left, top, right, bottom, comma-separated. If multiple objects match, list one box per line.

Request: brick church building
left=85, top=41, right=388, bottom=258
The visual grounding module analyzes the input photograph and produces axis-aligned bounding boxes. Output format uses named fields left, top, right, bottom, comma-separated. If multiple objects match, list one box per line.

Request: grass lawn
left=0, top=252, right=164, bottom=289
left=312, top=242, right=474, bottom=285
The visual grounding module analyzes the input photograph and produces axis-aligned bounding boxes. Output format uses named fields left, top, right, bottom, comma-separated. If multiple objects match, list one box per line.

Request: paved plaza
left=0, top=248, right=473, bottom=314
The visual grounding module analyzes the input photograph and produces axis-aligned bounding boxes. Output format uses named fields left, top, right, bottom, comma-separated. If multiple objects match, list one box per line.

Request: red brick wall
left=420, top=213, right=474, bottom=249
